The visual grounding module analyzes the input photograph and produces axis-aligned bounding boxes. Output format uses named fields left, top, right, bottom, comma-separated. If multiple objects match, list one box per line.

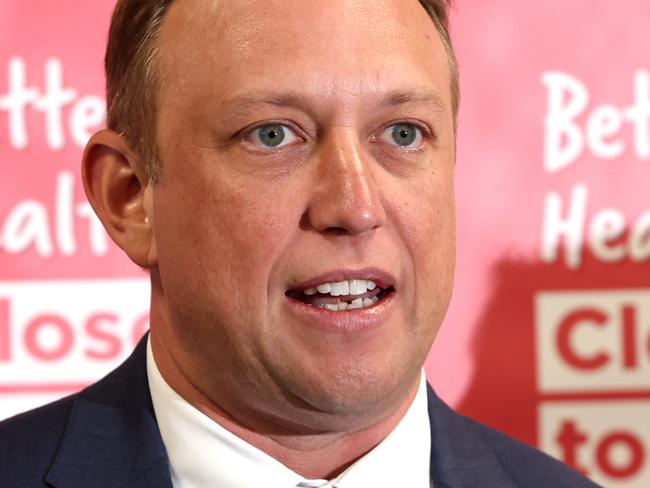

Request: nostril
left=323, top=226, right=353, bottom=236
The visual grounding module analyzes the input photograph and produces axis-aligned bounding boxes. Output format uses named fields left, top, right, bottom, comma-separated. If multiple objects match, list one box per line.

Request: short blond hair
left=105, top=0, right=458, bottom=182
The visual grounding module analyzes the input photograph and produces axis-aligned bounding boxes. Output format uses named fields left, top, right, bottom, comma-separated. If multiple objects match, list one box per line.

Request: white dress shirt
left=147, top=338, right=432, bottom=487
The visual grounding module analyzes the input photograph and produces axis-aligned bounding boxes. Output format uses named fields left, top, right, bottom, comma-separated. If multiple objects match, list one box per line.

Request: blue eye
left=247, top=123, right=300, bottom=148
left=379, top=123, right=424, bottom=148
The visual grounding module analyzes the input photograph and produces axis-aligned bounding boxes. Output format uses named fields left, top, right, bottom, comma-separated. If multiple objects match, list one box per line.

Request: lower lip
left=285, top=290, right=396, bottom=332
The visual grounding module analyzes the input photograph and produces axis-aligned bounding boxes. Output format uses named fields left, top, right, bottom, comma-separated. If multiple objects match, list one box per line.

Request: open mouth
left=286, top=279, right=395, bottom=312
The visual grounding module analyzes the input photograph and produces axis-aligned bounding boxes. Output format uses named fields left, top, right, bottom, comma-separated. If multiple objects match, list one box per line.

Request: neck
left=150, top=329, right=420, bottom=479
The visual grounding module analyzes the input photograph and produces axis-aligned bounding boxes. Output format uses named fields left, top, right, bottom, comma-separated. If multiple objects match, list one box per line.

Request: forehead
left=157, top=0, right=451, bottom=113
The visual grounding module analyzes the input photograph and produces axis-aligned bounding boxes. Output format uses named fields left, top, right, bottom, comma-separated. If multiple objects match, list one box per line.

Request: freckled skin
left=149, top=0, right=455, bottom=460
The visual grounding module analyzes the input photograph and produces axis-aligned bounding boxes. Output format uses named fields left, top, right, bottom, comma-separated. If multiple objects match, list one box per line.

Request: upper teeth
left=304, top=279, right=378, bottom=296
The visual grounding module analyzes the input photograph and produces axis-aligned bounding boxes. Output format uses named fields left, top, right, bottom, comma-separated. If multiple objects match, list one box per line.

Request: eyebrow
left=219, top=88, right=447, bottom=116
left=380, top=90, right=446, bottom=113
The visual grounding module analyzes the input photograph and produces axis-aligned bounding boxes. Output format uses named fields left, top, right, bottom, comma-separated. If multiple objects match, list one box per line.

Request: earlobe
left=81, top=129, right=158, bottom=268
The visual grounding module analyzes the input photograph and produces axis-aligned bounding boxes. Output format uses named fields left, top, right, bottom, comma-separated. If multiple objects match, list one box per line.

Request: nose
left=304, top=128, right=386, bottom=236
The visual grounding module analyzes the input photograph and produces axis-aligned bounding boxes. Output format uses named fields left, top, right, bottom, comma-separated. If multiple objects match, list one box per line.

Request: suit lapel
left=427, top=385, right=518, bottom=488
left=44, top=336, right=173, bottom=488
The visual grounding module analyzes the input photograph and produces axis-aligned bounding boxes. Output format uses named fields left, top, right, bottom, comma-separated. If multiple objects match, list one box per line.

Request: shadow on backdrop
left=456, top=250, right=650, bottom=447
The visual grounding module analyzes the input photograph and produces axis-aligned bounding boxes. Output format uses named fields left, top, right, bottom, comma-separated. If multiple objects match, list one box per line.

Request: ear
left=81, top=129, right=158, bottom=268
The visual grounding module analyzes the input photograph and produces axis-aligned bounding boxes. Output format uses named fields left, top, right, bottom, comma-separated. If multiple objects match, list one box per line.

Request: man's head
left=83, top=0, right=457, bottom=434
left=104, top=0, right=458, bottom=182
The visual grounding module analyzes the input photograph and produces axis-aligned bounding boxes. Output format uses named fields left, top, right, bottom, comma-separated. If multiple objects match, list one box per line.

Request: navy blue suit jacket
left=0, top=337, right=600, bottom=487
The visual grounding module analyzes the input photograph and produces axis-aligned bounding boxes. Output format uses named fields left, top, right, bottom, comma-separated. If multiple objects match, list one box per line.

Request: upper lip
left=288, top=267, right=396, bottom=292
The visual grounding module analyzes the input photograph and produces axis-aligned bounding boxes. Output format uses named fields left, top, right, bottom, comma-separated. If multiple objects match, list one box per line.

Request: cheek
left=392, top=172, right=456, bottom=314
left=154, top=169, right=301, bottom=308
left=395, top=171, right=454, bottom=253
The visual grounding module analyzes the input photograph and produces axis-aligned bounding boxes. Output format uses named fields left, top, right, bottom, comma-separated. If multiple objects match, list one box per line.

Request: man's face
left=151, top=0, right=455, bottom=425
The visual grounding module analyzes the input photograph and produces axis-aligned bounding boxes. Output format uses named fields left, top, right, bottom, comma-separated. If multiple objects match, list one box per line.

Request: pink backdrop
left=2, top=1, right=649, bottom=486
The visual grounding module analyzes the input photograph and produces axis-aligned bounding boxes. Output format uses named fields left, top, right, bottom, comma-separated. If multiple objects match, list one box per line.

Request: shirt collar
left=147, top=337, right=431, bottom=488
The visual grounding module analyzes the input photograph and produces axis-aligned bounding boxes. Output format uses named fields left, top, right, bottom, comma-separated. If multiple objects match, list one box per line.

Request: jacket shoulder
left=0, top=393, right=78, bottom=487
left=427, top=385, right=602, bottom=487
left=0, top=337, right=165, bottom=488
left=463, top=414, right=602, bottom=487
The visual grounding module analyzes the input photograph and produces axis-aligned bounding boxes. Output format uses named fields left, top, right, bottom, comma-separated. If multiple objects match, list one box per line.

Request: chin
left=283, top=356, right=420, bottom=420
